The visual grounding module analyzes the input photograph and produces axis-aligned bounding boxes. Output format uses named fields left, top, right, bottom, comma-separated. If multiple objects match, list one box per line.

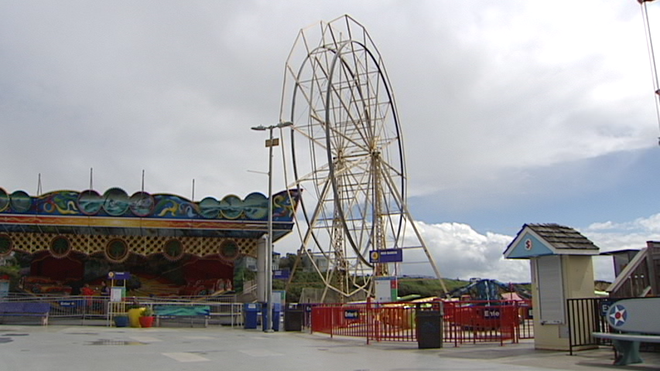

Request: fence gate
left=566, top=297, right=610, bottom=355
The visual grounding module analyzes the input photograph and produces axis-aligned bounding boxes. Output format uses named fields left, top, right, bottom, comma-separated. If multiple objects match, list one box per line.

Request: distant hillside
left=275, top=271, right=610, bottom=302
left=398, top=277, right=464, bottom=297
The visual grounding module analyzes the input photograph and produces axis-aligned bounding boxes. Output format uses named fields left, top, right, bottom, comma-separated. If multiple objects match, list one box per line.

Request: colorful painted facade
left=0, top=187, right=300, bottom=296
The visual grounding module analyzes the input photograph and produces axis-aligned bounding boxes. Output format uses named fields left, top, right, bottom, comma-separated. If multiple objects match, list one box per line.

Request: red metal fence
left=443, top=300, right=533, bottom=346
left=310, top=299, right=533, bottom=346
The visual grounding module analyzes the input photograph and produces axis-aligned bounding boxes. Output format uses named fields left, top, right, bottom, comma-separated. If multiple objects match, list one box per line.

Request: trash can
left=284, top=303, right=303, bottom=331
left=261, top=303, right=269, bottom=331
left=244, top=303, right=260, bottom=329
left=416, top=308, right=443, bottom=349
left=128, top=307, right=145, bottom=328
left=272, top=303, right=281, bottom=332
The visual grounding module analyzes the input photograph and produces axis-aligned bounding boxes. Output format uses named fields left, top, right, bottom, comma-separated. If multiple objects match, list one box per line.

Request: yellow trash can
left=128, top=307, right=145, bottom=328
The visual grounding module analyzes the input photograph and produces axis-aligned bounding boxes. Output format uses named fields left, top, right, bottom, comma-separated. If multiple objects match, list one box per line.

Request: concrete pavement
left=0, top=325, right=658, bottom=371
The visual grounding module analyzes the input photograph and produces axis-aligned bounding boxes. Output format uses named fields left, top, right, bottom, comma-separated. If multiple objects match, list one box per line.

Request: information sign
left=369, top=249, right=403, bottom=263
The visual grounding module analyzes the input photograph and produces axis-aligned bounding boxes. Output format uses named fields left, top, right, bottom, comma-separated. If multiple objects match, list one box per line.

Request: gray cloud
left=1, top=1, right=658, bottom=283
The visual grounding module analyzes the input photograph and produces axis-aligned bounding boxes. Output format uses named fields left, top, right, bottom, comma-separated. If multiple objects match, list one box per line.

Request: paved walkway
left=0, top=325, right=658, bottom=371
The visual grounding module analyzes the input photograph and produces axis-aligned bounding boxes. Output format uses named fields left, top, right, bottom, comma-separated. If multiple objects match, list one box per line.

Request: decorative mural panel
left=163, top=239, right=185, bottom=261
left=0, top=234, right=11, bottom=257
left=198, top=197, right=221, bottom=219
left=10, top=190, right=31, bottom=213
left=0, top=186, right=294, bottom=260
left=129, top=192, right=155, bottom=217
left=78, top=190, right=103, bottom=215
left=0, top=187, right=300, bottom=221
left=103, top=188, right=130, bottom=216
left=0, top=189, right=9, bottom=212
left=105, top=238, right=129, bottom=262
left=2, top=232, right=258, bottom=258
left=42, top=190, right=80, bottom=215
left=50, top=236, right=71, bottom=258
left=219, top=239, right=240, bottom=261
left=219, top=195, right=243, bottom=219
left=243, top=193, right=268, bottom=219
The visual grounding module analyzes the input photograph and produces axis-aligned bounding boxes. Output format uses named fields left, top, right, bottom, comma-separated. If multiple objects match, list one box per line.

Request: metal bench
left=153, top=305, right=211, bottom=327
left=593, top=298, right=660, bottom=366
left=0, top=302, right=50, bottom=325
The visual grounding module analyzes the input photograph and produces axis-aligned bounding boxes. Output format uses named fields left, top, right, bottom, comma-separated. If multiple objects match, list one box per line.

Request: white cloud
left=277, top=214, right=660, bottom=285
left=583, top=213, right=660, bottom=251
left=396, top=213, right=660, bottom=284
left=580, top=214, right=660, bottom=281
left=402, top=214, right=660, bottom=284
left=401, top=221, right=530, bottom=283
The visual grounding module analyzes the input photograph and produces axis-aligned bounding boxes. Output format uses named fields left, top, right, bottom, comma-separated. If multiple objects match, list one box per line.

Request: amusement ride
left=277, top=15, right=446, bottom=302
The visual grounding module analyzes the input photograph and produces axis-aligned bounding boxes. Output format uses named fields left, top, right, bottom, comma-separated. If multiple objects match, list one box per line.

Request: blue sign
left=58, top=300, right=80, bottom=308
left=369, top=249, right=403, bottom=263
left=108, top=271, right=131, bottom=280
left=344, top=309, right=360, bottom=319
left=273, top=269, right=290, bottom=280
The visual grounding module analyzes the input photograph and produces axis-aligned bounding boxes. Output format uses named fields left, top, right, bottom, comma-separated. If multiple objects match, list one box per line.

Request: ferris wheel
left=279, top=15, right=445, bottom=301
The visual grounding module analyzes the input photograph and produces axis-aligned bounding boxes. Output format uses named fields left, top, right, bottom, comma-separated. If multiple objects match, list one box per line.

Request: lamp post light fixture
left=250, top=121, right=293, bottom=332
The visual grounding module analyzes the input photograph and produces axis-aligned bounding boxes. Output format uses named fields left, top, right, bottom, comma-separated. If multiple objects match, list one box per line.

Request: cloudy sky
left=2, top=1, right=660, bottom=283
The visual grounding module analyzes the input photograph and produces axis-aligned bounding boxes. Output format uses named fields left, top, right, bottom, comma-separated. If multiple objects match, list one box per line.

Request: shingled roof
left=525, top=223, right=598, bottom=251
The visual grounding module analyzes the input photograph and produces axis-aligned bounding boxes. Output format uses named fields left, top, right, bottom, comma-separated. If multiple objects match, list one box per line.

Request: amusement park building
left=0, top=187, right=299, bottom=296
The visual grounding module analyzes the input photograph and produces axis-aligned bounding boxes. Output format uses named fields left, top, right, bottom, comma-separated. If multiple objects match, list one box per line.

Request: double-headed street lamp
left=250, top=121, right=293, bottom=332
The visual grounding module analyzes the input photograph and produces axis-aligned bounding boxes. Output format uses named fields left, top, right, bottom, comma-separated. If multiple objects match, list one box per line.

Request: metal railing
left=0, top=295, right=244, bottom=327
left=310, top=299, right=532, bottom=346
left=443, top=300, right=528, bottom=346
left=310, top=300, right=421, bottom=344
left=566, top=297, right=611, bottom=355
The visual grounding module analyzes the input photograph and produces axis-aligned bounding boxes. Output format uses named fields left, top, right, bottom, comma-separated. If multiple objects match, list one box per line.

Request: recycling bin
left=272, top=303, right=281, bottom=332
left=260, top=302, right=282, bottom=331
left=244, top=302, right=260, bottom=329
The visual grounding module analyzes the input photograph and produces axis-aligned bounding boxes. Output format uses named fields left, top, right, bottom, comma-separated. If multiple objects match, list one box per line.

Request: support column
left=256, top=236, right=267, bottom=302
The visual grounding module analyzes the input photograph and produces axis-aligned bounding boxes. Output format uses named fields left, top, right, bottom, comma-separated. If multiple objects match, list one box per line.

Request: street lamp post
left=251, top=121, right=293, bottom=332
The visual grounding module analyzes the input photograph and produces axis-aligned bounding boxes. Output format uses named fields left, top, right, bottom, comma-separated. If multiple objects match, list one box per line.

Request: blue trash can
left=272, top=303, right=281, bottom=332
left=260, top=303, right=281, bottom=331
left=244, top=303, right=260, bottom=329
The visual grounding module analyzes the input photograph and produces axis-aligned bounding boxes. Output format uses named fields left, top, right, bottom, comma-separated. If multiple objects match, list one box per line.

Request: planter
left=139, top=316, right=155, bottom=328
left=114, top=315, right=129, bottom=327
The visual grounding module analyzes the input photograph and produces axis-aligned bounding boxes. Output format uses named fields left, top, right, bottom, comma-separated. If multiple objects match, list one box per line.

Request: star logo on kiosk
left=608, top=304, right=627, bottom=327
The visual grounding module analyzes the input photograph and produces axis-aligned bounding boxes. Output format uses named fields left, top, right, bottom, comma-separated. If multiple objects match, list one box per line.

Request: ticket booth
left=504, top=223, right=600, bottom=351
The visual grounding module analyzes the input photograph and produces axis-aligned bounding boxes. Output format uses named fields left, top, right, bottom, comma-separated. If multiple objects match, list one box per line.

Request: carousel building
left=0, top=187, right=300, bottom=297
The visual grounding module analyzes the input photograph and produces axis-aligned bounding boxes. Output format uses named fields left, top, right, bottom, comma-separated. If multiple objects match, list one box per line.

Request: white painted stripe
left=130, top=336, right=161, bottom=343
left=240, top=349, right=283, bottom=357
left=183, top=336, right=215, bottom=340
left=162, top=352, right=209, bottom=363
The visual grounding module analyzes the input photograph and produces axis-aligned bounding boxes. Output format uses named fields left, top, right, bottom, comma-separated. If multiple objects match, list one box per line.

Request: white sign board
left=375, top=277, right=397, bottom=303
left=110, top=287, right=125, bottom=302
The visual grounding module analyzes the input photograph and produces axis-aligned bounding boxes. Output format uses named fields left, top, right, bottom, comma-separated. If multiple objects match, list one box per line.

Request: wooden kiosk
left=504, top=223, right=600, bottom=351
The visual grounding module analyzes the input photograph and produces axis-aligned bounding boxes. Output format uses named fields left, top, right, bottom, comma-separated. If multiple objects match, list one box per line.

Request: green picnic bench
left=592, top=298, right=660, bottom=366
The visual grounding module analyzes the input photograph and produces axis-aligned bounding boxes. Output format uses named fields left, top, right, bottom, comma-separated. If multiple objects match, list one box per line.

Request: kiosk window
left=535, top=255, right=564, bottom=324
